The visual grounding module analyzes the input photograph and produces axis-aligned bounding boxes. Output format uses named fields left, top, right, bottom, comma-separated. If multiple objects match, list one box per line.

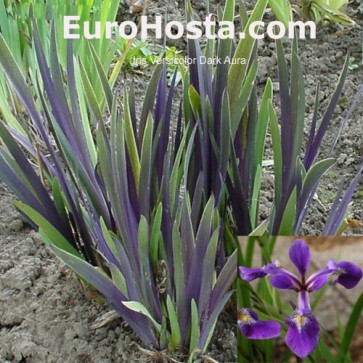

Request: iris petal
left=270, top=274, right=298, bottom=290
left=238, top=308, right=281, bottom=340
left=264, top=260, right=281, bottom=274
left=308, top=274, right=329, bottom=291
left=289, top=239, right=311, bottom=277
left=240, top=320, right=281, bottom=339
left=239, top=266, right=267, bottom=282
left=306, top=267, right=333, bottom=291
left=333, top=261, right=363, bottom=289
left=285, top=309, right=320, bottom=359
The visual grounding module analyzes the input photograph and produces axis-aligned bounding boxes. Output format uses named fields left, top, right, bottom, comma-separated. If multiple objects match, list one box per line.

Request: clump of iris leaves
left=0, top=0, right=362, bottom=362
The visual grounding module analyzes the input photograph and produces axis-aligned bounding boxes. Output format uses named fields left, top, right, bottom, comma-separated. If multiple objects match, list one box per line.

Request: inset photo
left=0, top=0, right=362, bottom=361
left=237, top=236, right=363, bottom=363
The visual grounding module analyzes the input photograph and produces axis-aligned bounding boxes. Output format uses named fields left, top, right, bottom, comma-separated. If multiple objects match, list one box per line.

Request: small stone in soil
left=8, top=219, right=24, bottom=232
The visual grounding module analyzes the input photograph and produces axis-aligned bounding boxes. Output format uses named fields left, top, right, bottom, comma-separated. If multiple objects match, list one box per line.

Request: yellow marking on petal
left=237, top=311, right=252, bottom=323
left=295, top=314, right=307, bottom=330
left=337, top=268, right=345, bottom=275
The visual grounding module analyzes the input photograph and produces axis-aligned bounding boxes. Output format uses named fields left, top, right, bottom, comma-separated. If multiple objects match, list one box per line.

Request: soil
left=1, top=0, right=363, bottom=362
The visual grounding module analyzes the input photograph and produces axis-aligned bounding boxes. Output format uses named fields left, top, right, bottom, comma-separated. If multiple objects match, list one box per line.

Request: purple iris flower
left=237, top=308, right=281, bottom=340
left=239, top=239, right=362, bottom=359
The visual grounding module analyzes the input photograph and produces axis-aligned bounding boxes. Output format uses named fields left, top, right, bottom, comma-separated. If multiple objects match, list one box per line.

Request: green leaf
left=238, top=0, right=249, bottom=27
left=230, top=60, right=258, bottom=136
left=100, top=217, right=120, bottom=263
left=189, top=299, right=200, bottom=355
left=277, top=188, right=296, bottom=235
left=172, top=217, right=186, bottom=310
left=89, top=42, right=113, bottom=112
left=219, top=90, right=231, bottom=177
left=290, top=39, right=305, bottom=182
left=268, top=0, right=292, bottom=27
left=199, top=228, right=220, bottom=311
left=254, top=79, right=273, bottom=169
left=250, top=219, right=269, bottom=237
left=122, top=301, right=162, bottom=333
left=124, top=91, right=141, bottom=188
left=51, top=178, right=69, bottom=226
left=201, top=318, right=218, bottom=354
left=214, top=0, right=235, bottom=95
left=15, top=201, right=81, bottom=258
left=228, top=0, right=268, bottom=114
left=188, top=85, right=202, bottom=120
left=314, top=337, right=337, bottom=362
left=339, top=293, right=363, bottom=358
left=166, top=295, right=182, bottom=348
left=250, top=164, right=262, bottom=229
left=138, top=216, right=150, bottom=270
left=269, top=101, right=282, bottom=210
left=140, top=64, right=163, bottom=137
left=79, top=59, right=103, bottom=122
left=0, top=87, right=26, bottom=137
left=0, top=33, right=42, bottom=132
left=150, top=203, right=163, bottom=267
left=169, top=128, right=188, bottom=212
left=74, top=60, right=97, bottom=165
left=109, top=263, right=128, bottom=299
left=139, top=115, right=153, bottom=219
left=312, top=0, right=355, bottom=25
left=301, top=158, right=336, bottom=203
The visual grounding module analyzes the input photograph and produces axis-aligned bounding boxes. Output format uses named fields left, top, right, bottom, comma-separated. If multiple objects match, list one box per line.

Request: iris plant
left=238, top=239, right=362, bottom=359
left=0, top=4, right=238, bottom=357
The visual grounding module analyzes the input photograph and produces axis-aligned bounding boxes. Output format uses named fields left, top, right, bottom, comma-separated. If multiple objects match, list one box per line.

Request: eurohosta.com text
left=63, top=15, right=316, bottom=40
